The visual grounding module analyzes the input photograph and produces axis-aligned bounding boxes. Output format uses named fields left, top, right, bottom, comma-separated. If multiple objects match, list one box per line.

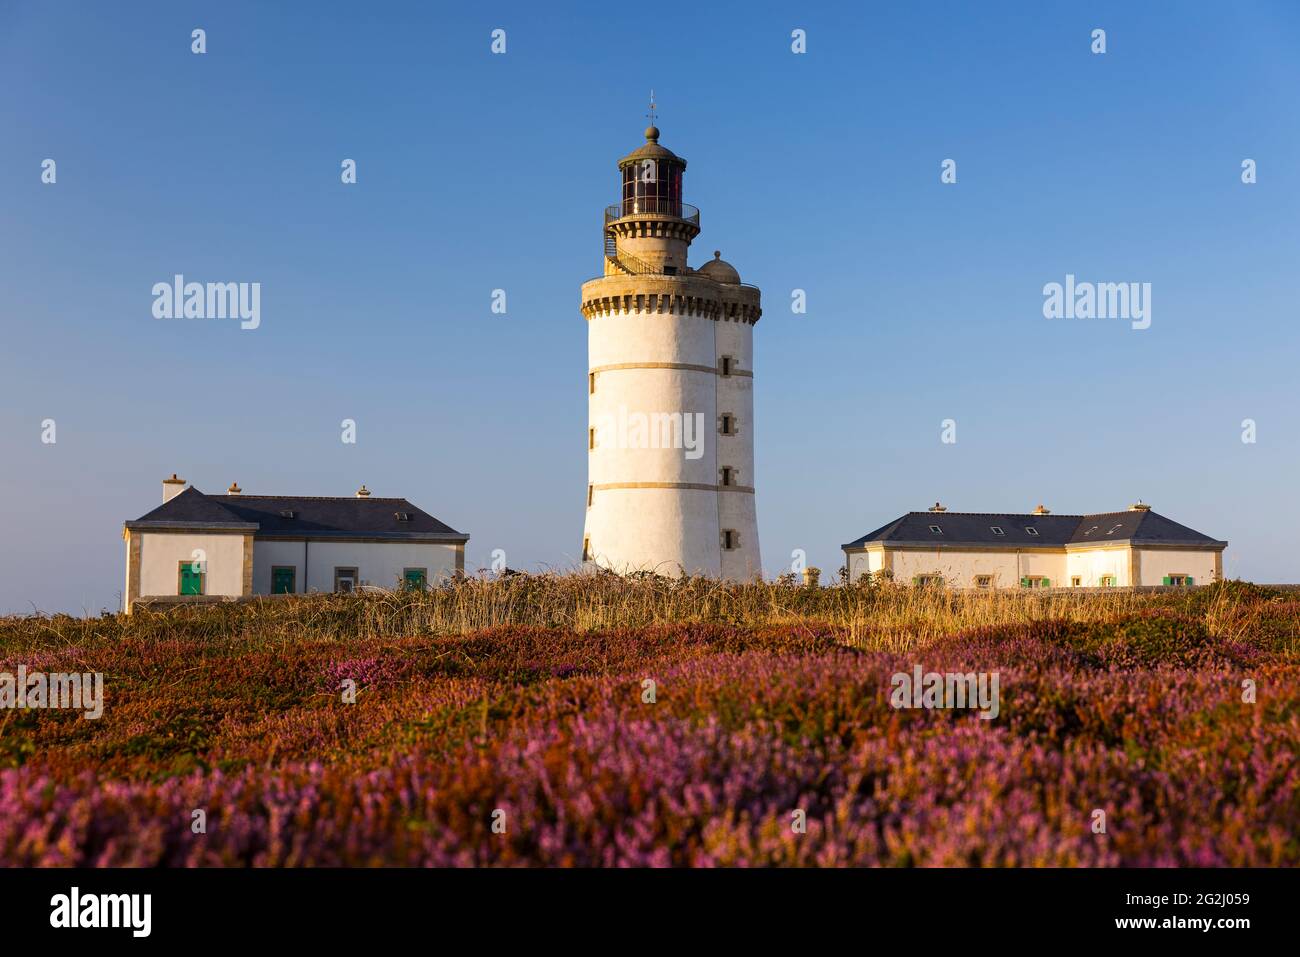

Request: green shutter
left=179, top=561, right=203, bottom=595
left=1162, top=576, right=1171, bottom=585
left=272, top=567, right=295, bottom=594
left=404, top=569, right=427, bottom=591
left=1020, top=577, right=1030, bottom=588
left=1041, top=578, right=1050, bottom=588
left=1185, top=577, right=1193, bottom=586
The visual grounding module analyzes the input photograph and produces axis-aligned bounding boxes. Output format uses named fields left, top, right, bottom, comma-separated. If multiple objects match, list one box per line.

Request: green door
left=179, top=561, right=204, bottom=595
left=272, top=567, right=295, bottom=594
left=403, top=568, right=427, bottom=591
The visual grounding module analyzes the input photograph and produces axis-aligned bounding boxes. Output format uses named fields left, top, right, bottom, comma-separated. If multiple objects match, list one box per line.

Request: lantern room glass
left=621, top=160, right=682, bottom=217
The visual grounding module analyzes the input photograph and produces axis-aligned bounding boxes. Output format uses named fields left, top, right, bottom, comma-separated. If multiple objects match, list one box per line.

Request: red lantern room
left=618, top=125, right=685, bottom=218
left=603, top=123, right=701, bottom=277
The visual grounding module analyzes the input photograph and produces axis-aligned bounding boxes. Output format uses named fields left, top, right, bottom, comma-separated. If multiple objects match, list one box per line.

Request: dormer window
left=1107, top=524, right=1123, bottom=535
left=990, top=526, right=1004, bottom=536
left=279, top=509, right=296, bottom=519
left=1083, top=525, right=1099, bottom=536
left=395, top=512, right=411, bottom=522
left=929, top=525, right=943, bottom=534
left=1025, top=527, right=1039, bottom=536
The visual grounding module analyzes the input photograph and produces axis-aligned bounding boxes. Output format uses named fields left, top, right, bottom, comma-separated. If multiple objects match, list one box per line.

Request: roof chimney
left=227, top=482, right=242, bottom=495
left=928, top=502, right=946, bottom=512
left=1033, top=504, right=1050, bottom=515
left=356, top=485, right=371, bottom=498
left=162, top=473, right=186, bottom=503
left=1129, top=500, right=1151, bottom=512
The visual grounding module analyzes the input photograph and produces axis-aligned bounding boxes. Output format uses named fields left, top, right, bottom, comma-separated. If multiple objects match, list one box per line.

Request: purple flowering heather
left=0, top=595, right=1296, bottom=866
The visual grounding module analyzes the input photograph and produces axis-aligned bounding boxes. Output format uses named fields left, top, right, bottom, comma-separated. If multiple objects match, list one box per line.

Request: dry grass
left=1, top=575, right=1287, bottom=655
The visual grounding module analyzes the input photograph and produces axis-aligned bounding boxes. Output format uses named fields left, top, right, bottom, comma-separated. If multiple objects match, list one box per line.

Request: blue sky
left=2, top=1, right=1298, bottom=613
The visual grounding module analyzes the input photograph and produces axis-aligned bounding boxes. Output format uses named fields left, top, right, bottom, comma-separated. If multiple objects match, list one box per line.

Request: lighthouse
left=580, top=120, right=762, bottom=579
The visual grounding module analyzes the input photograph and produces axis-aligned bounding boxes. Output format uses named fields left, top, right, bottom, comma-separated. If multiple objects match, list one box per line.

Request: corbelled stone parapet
left=606, top=213, right=700, bottom=244
left=581, top=273, right=761, bottom=324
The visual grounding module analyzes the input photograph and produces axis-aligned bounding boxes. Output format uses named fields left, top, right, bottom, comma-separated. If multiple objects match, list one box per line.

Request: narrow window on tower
left=719, top=414, right=735, bottom=436
left=719, top=356, right=733, bottom=377
left=588, top=427, right=596, bottom=450
left=721, top=529, right=739, bottom=550
left=720, top=467, right=735, bottom=487
left=582, top=537, right=591, bottom=562
left=589, top=372, right=596, bottom=394
left=587, top=484, right=593, bottom=508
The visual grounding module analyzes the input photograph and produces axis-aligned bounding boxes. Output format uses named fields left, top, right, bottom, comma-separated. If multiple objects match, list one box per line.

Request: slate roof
left=842, top=510, right=1226, bottom=550
left=126, top=487, right=255, bottom=530
left=126, top=487, right=468, bottom=541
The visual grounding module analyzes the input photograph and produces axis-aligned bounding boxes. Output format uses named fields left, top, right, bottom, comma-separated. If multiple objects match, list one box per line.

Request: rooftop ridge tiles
left=209, top=494, right=411, bottom=503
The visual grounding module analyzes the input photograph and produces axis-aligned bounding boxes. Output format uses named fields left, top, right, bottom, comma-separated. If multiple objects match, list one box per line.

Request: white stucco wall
left=585, top=487, right=719, bottom=576
left=138, top=531, right=247, bottom=597
left=1064, top=547, right=1130, bottom=586
left=251, top=539, right=310, bottom=594
left=718, top=487, right=760, bottom=580
left=847, top=549, right=884, bottom=583
left=252, top=540, right=462, bottom=594
left=1135, top=548, right=1219, bottom=586
left=882, top=549, right=1067, bottom=588
left=584, top=303, right=760, bottom=579
left=1017, top=551, right=1066, bottom=585
left=848, top=548, right=1096, bottom=588
left=588, top=308, right=717, bottom=370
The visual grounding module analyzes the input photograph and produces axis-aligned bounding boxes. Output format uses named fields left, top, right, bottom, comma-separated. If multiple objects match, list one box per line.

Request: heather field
left=1, top=578, right=1297, bottom=867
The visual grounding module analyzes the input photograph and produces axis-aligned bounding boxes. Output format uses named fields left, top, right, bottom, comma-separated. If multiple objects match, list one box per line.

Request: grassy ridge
left=0, top=579, right=1296, bottom=866
left=5, top=575, right=1293, bottom=651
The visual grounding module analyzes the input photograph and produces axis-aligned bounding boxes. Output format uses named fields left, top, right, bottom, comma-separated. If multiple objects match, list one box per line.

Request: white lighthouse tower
left=580, top=120, right=762, bottom=579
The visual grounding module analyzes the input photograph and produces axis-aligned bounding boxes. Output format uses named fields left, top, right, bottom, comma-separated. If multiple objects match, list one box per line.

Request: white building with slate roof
left=842, top=502, right=1226, bottom=589
left=122, top=474, right=468, bottom=613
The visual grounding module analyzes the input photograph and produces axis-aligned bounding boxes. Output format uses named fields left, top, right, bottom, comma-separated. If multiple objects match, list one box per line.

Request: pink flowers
left=0, top=606, right=1296, bottom=866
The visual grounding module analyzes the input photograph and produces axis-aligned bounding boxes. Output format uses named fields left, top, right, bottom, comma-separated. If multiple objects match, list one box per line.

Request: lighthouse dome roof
left=618, top=125, right=685, bottom=168
left=696, top=250, right=741, bottom=285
